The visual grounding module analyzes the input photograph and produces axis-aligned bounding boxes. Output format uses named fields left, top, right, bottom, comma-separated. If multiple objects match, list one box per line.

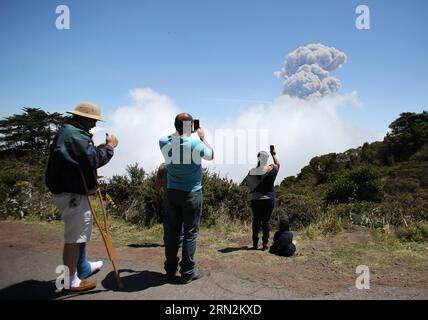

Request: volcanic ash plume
left=275, top=43, right=347, bottom=100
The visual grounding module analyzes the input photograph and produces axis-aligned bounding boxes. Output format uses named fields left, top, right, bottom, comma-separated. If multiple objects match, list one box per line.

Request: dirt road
left=0, top=222, right=427, bottom=300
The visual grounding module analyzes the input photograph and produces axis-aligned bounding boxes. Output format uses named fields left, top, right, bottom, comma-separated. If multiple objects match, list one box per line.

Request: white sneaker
left=89, top=261, right=103, bottom=274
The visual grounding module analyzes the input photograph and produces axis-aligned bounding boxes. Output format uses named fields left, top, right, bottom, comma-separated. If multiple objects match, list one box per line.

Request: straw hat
left=67, top=102, right=103, bottom=121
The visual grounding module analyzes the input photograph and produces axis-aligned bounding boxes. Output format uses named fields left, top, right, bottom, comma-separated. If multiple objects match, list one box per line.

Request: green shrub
left=325, top=166, right=383, bottom=204
left=379, top=194, right=428, bottom=225
left=409, top=144, right=428, bottom=161
left=322, top=202, right=387, bottom=229
left=383, top=178, right=420, bottom=195
left=301, top=210, right=344, bottom=239
left=347, top=202, right=385, bottom=228
left=202, top=169, right=250, bottom=225
left=0, top=182, right=59, bottom=221
left=101, top=164, right=160, bottom=227
left=275, top=193, right=323, bottom=229
left=384, top=111, right=428, bottom=162
left=395, top=221, right=428, bottom=242
left=325, top=176, right=357, bottom=204
left=102, top=166, right=251, bottom=228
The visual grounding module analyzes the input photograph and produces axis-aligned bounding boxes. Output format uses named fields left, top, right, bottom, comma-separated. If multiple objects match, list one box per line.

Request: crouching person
left=45, top=102, right=119, bottom=292
left=269, top=217, right=297, bottom=257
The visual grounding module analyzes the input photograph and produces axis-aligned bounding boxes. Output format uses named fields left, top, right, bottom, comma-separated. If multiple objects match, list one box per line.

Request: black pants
left=251, top=198, right=275, bottom=245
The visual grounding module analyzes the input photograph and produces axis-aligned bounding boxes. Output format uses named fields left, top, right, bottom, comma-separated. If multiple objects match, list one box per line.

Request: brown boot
left=70, top=279, right=97, bottom=292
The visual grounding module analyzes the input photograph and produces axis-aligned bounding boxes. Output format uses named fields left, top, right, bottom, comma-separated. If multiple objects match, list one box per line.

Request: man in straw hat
left=46, top=102, right=119, bottom=292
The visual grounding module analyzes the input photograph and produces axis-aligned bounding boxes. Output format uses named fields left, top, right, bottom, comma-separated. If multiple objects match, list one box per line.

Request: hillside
left=274, top=111, right=428, bottom=238
left=0, top=109, right=427, bottom=241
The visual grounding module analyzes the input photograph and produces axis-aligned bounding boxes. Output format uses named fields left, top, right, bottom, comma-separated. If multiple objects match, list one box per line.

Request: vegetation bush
left=395, top=221, right=428, bottom=243
left=275, top=193, right=323, bottom=229
left=101, top=164, right=160, bottom=227
left=301, top=209, right=344, bottom=239
left=325, top=166, right=383, bottom=204
left=383, top=111, right=428, bottom=162
left=0, top=108, right=426, bottom=242
left=409, top=144, right=428, bottom=161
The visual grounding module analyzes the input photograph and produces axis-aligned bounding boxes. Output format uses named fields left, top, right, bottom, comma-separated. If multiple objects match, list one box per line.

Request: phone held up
left=193, top=119, right=200, bottom=132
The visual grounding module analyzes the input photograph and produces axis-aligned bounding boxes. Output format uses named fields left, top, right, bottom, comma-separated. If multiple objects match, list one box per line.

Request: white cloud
left=93, top=88, right=179, bottom=177
left=204, top=92, right=380, bottom=183
left=93, top=88, right=379, bottom=184
left=92, top=44, right=380, bottom=184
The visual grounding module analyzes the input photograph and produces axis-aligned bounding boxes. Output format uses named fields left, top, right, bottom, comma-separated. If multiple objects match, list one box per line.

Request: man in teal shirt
left=159, top=113, right=214, bottom=284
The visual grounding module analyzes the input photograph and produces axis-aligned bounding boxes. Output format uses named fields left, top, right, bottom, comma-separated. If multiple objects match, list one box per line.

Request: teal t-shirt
left=159, top=134, right=213, bottom=192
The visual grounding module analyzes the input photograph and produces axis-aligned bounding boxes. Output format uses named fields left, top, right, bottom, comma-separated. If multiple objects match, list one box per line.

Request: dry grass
left=6, top=217, right=428, bottom=272
left=332, top=230, right=428, bottom=270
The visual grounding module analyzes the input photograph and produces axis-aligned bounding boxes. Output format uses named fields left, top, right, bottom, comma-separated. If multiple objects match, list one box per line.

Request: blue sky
left=1, top=0, right=427, bottom=135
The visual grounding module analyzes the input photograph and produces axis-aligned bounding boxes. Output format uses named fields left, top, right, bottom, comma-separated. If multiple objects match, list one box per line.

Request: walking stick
left=79, top=169, right=123, bottom=289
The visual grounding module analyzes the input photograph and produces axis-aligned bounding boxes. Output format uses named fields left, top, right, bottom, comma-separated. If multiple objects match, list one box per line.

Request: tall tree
left=384, top=111, right=428, bottom=162
left=0, top=107, right=65, bottom=157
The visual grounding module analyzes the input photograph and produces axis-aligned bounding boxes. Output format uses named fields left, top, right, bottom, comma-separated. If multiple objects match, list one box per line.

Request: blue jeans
left=162, top=195, right=184, bottom=247
left=77, top=243, right=92, bottom=279
left=164, top=189, right=203, bottom=277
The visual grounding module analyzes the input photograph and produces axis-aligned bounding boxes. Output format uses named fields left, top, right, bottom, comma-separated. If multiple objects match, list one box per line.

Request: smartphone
left=193, top=119, right=200, bottom=131
left=270, top=145, right=275, bottom=153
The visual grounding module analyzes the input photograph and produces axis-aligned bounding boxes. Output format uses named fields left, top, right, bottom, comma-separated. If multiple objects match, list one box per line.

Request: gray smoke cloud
left=276, top=44, right=347, bottom=99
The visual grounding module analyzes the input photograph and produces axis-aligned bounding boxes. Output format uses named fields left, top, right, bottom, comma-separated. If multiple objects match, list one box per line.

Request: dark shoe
left=262, top=243, right=269, bottom=251
left=165, top=269, right=178, bottom=283
left=252, top=242, right=258, bottom=250
left=181, top=268, right=205, bottom=284
left=69, top=279, right=97, bottom=292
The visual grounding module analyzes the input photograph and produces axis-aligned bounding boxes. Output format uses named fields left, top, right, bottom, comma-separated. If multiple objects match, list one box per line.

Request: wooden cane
left=79, top=169, right=123, bottom=289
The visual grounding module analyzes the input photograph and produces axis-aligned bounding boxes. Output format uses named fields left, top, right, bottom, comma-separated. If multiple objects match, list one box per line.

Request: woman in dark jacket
left=243, top=147, right=280, bottom=250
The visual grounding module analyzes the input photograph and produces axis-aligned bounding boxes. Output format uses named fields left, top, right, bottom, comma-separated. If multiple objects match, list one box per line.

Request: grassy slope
left=7, top=217, right=428, bottom=272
